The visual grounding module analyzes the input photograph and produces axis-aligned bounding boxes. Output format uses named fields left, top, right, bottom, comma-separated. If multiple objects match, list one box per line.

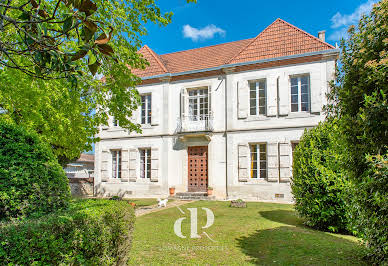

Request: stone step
left=171, top=192, right=215, bottom=201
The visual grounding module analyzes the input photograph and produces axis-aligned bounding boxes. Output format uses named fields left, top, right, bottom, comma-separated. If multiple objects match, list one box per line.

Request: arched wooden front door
left=188, top=146, right=208, bottom=192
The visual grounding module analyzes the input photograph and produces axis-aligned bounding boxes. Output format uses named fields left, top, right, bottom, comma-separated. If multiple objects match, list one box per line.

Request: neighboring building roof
left=132, top=18, right=335, bottom=78
left=76, top=153, right=95, bottom=163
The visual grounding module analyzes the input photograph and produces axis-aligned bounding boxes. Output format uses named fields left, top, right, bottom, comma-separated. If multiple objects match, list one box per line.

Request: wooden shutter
left=278, top=75, right=289, bottom=116
left=310, top=73, right=322, bottom=114
left=150, top=148, right=159, bottom=182
left=121, top=149, right=129, bottom=182
left=237, top=80, right=249, bottom=119
left=101, top=150, right=110, bottom=182
left=267, top=143, right=279, bottom=182
left=238, top=144, right=249, bottom=182
left=279, top=143, right=291, bottom=182
left=151, top=91, right=160, bottom=125
left=266, top=76, right=277, bottom=116
left=180, top=88, right=187, bottom=119
left=129, top=149, right=137, bottom=182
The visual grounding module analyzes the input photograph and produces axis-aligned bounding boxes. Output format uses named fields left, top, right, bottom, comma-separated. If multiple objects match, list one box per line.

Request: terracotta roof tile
left=228, top=18, right=334, bottom=64
left=131, top=45, right=168, bottom=77
left=134, top=19, right=335, bottom=78
left=159, top=38, right=253, bottom=74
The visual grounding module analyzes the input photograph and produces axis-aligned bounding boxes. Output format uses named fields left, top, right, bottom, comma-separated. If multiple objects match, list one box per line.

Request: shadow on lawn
left=259, top=209, right=304, bottom=227
left=236, top=225, right=367, bottom=265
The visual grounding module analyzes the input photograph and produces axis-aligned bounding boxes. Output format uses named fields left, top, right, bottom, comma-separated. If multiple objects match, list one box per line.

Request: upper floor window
left=188, top=87, right=208, bottom=121
left=290, top=75, right=310, bottom=112
left=250, top=144, right=267, bottom=179
left=140, top=148, right=151, bottom=179
left=249, top=79, right=266, bottom=116
left=141, top=94, right=152, bottom=124
left=113, top=117, right=119, bottom=127
left=112, top=150, right=121, bottom=178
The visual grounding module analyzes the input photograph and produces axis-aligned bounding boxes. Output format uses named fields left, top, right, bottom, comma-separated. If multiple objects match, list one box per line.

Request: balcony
left=176, top=113, right=214, bottom=134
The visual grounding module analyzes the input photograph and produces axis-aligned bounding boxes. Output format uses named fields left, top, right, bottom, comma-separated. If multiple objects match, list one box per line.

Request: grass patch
left=124, top=198, right=168, bottom=208
left=129, top=201, right=367, bottom=265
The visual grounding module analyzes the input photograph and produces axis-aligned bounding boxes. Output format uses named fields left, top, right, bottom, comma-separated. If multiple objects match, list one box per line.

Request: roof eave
left=141, top=48, right=340, bottom=81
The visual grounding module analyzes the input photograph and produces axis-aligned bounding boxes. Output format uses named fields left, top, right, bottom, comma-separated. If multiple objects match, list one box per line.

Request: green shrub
left=0, top=120, right=70, bottom=220
left=291, top=121, right=348, bottom=232
left=347, top=154, right=388, bottom=264
left=0, top=199, right=135, bottom=265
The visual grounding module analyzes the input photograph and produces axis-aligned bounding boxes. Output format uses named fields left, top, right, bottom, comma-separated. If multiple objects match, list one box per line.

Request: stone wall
left=69, top=178, right=94, bottom=197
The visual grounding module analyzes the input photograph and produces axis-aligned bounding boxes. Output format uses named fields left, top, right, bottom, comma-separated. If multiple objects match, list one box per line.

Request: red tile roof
left=133, top=18, right=335, bottom=78
left=76, top=154, right=95, bottom=163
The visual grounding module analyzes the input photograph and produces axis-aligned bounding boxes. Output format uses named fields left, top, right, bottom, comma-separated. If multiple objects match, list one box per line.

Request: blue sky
left=142, top=0, right=378, bottom=55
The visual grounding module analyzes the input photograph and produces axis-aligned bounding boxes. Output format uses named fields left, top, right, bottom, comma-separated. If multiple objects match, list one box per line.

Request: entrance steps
left=172, top=192, right=215, bottom=200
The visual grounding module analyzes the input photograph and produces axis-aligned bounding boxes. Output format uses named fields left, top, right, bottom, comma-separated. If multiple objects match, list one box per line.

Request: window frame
left=249, top=143, right=267, bottom=179
left=111, top=150, right=122, bottom=179
left=187, top=86, right=209, bottom=121
left=141, top=94, right=152, bottom=125
left=139, top=148, right=151, bottom=179
left=249, top=79, right=267, bottom=116
left=290, top=74, right=310, bottom=113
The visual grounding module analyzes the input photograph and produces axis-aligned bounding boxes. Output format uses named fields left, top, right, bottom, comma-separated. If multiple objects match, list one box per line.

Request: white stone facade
left=94, top=53, right=337, bottom=202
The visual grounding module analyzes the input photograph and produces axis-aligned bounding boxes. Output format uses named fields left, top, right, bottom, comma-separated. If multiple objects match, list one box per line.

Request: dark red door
left=188, top=146, right=208, bottom=192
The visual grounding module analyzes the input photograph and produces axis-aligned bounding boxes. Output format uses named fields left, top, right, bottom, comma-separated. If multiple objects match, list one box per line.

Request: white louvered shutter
left=150, top=148, right=159, bottom=182
left=101, top=150, right=110, bottom=182
left=121, top=149, right=129, bottom=182
left=310, top=72, right=322, bottom=114
left=266, top=76, right=277, bottom=116
left=129, top=149, right=137, bottom=182
left=180, top=88, right=187, bottom=119
left=267, top=143, right=279, bottom=182
left=279, top=143, right=291, bottom=182
left=237, top=80, right=249, bottom=119
left=151, top=91, right=160, bottom=125
left=278, top=75, right=289, bottom=116
left=238, top=144, right=249, bottom=182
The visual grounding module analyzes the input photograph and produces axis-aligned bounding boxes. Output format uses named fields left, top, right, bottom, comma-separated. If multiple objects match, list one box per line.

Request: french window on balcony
left=177, top=86, right=213, bottom=133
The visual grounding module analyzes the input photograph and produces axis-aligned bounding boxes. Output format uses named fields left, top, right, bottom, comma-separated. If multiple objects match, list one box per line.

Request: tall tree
left=327, top=0, right=387, bottom=262
left=0, top=0, right=195, bottom=164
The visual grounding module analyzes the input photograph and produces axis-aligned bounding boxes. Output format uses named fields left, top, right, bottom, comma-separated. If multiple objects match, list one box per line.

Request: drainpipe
left=276, top=76, right=280, bottom=118
left=222, top=67, right=234, bottom=199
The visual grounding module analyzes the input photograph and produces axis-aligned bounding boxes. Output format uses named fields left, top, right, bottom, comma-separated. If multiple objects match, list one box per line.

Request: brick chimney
left=318, top=31, right=326, bottom=42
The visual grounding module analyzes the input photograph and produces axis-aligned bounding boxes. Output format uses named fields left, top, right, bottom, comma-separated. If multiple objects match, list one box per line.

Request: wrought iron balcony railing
left=176, top=113, right=213, bottom=133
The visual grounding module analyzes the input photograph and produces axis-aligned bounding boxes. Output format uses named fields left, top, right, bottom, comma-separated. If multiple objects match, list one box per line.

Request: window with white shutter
left=139, top=148, right=151, bottom=179
left=111, top=150, right=122, bottom=179
left=249, top=80, right=266, bottom=116
left=249, top=144, right=267, bottom=179
left=290, top=75, right=310, bottom=112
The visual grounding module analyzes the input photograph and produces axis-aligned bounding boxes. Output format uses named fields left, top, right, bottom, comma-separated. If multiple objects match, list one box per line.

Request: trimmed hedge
left=0, top=120, right=70, bottom=220
left=291, top=121, right=349, bottom=232
left=0, top=199, right=135, bottom=265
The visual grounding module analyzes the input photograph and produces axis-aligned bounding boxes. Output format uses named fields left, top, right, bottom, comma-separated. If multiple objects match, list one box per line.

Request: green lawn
left=124, top=198, right=158, bottom=208
left=129, top=201, right=367, bottom=265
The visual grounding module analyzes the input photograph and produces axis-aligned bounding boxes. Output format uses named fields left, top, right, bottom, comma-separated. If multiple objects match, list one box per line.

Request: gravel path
left=135, top=200, right=192, bottom=217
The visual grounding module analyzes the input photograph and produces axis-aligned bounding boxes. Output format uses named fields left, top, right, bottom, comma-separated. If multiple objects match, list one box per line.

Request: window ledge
left=245, top=179, right=272, bottom=185
left=141, top=124, right=153, bottom=129
left=286, top=112, right=314, bottom=119
left=245, top=116, right=270, bottom=122
left=107, top=178, right=121, bottom=183
left=107, top=127, right=125, bottom=132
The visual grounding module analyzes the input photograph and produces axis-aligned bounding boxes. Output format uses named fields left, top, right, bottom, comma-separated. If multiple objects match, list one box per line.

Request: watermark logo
left=174, top=207, right=216, bottom=242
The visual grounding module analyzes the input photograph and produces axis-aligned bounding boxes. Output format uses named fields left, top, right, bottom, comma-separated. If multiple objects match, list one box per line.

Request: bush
left=347, top=154, right=388, bottom=264
left=0, top=120, right=70, bottom=220
left=291, top=121, right=348, bottom=232
left=0, top=199, right=135, bottom=265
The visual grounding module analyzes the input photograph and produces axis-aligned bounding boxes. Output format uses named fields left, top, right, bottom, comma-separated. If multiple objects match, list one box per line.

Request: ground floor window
left=250, top=144, right=267, bottom=179
left=140, top=148, right=151, bottom=179
left=112, top=150, right=121, bottom=178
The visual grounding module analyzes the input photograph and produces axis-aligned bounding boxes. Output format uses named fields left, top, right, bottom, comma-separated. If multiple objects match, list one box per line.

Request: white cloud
left=329, top=0, right=377, bottom=41
left=183, top=24, right=226, bottom=41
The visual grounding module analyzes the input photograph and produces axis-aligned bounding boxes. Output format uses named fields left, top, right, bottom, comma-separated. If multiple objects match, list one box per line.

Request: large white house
left=94, top=19, right=338, bottom=202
